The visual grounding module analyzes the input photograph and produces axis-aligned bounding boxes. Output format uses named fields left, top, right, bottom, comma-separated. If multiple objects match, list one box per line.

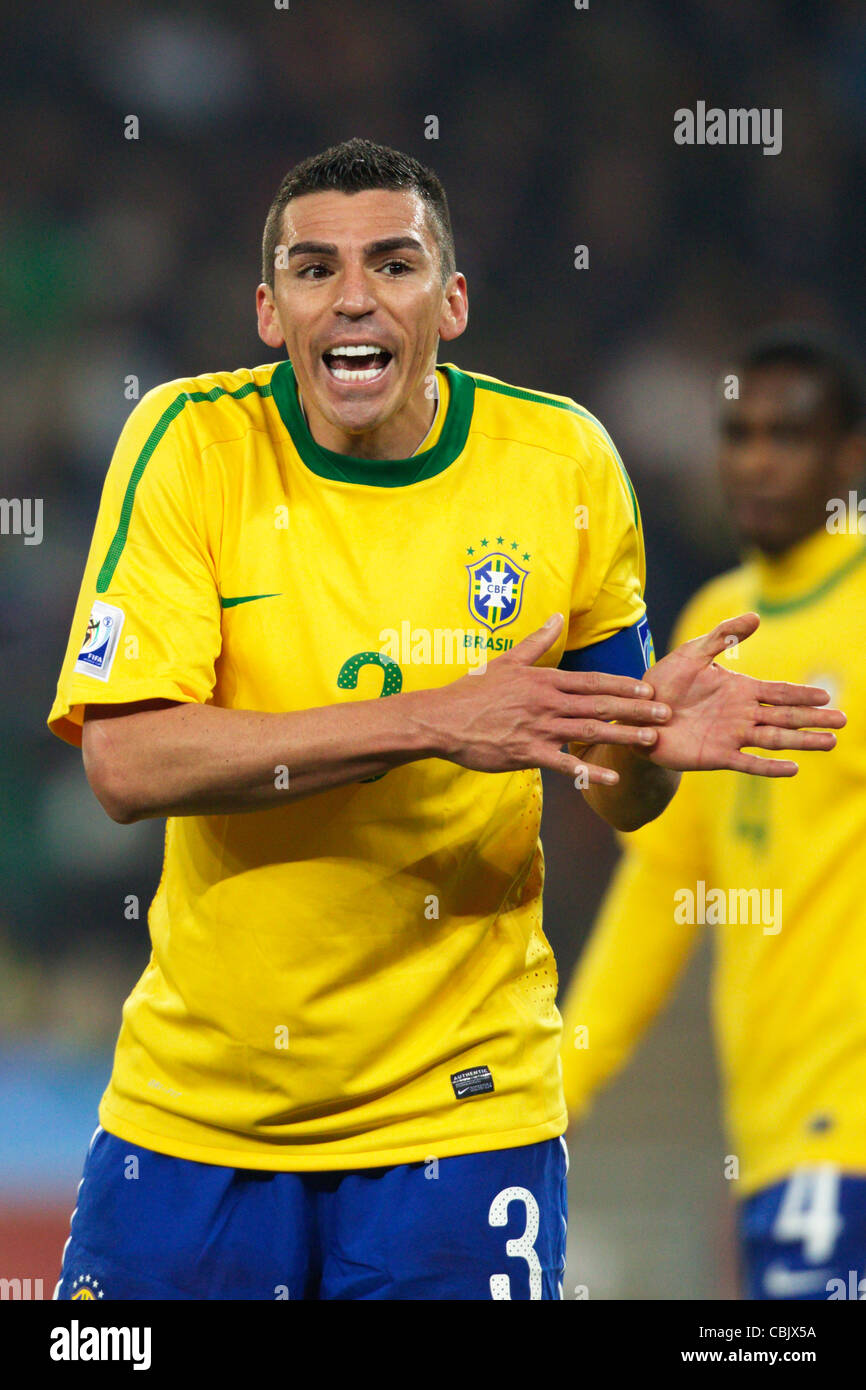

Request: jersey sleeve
left=47, top=382, right=222, bottom=746
left=562, top=416, right=649, bottom=660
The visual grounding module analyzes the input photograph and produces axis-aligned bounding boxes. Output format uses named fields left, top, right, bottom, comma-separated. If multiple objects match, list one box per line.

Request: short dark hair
left=262, top=137, right=456, bottom=289
left=736, top=324, right=866, bottom=433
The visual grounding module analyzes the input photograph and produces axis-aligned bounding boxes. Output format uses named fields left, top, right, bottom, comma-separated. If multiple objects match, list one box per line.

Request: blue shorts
left=739, top=1165, right=866, bottom=1300
left=55, top=1126, right=568, bottom=1301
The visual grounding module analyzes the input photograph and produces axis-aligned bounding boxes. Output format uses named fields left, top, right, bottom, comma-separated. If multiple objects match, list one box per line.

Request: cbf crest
left=466, top=547, right=529, bottom=632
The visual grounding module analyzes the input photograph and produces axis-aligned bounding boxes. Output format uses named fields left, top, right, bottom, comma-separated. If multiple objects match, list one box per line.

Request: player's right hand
left=429, top=612, right=670, bottom=783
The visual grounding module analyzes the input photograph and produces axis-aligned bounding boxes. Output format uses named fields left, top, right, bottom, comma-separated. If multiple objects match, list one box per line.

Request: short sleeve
left=564, top=417, right=647, bottom=653
left=47, top=383, right=222, bottom=746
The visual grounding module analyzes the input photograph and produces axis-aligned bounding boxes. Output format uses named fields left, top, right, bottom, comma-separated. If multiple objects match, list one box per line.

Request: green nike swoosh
left=220, top=593, right=282, bottom=608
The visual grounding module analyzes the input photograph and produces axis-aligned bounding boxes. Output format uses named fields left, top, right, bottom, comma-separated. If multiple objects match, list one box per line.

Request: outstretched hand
left=640, top=612, right=845, bottom=777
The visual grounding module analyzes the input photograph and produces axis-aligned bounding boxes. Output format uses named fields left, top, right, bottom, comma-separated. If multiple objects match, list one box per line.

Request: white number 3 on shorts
left=488, top=1186, right=543, bottom=1300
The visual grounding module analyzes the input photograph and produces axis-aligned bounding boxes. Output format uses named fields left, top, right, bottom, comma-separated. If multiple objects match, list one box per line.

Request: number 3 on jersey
left=337, top=651, right=404, bottom=783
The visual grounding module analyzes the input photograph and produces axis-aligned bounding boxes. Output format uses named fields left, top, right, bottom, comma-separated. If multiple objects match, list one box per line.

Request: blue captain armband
left=558, top=614, right=655, bottom=680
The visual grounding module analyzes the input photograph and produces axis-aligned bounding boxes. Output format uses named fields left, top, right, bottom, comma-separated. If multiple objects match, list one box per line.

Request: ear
left=438, top=272, right=468, bottom=344
left=256, top=284, right=285, bottom=350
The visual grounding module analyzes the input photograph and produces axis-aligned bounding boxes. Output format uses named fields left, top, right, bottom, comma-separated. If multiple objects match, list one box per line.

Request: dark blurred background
left=2, top=0, right=863, bottom=1298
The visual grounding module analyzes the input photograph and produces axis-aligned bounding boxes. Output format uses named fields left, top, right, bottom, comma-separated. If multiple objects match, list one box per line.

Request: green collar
left=755, top=537, right=866, bottom=616
left=270, top=359, right=474, bottom=486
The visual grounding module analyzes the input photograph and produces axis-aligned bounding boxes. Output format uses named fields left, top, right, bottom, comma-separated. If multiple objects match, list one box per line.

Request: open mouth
left=322, top=344, right=393, bottom=383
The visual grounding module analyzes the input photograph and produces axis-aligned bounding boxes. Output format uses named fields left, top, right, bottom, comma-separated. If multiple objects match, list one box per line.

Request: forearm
left=83, top=689, right=447, bottom=822
left=578, top=742, right=680, bottom=831
left=81, top=615, right=690, bottom=824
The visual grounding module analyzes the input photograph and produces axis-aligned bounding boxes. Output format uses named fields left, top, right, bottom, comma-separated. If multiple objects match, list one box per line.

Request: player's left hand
left=639, top=612, right=846, bottom=777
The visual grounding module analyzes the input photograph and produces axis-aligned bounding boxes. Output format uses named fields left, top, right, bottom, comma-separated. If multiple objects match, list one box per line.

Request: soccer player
left=560, top=327, right=866, bottom=1301
left=48, top=142, right=843, bottom=1301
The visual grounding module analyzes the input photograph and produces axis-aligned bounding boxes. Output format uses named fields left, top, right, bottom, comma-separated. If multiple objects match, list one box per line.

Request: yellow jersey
left=560, top=525, right=866, bottom=1195
left=49, top=358, right=646, bottom=1170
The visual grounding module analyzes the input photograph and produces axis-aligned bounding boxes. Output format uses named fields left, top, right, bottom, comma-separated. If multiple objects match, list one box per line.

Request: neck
left=756, top=520, right=857, bottom=566
left=297, top=379, right=438, bottom=460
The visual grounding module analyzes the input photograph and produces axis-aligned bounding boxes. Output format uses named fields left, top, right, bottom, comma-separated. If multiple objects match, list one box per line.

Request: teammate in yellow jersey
left=49, top=140, right=843, bottom=1300
left=560, top=325, right=866, bottom=1301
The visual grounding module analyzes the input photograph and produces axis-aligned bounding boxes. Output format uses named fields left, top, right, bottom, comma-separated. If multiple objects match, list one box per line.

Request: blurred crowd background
left=2, top=0, right=864, bottom=1298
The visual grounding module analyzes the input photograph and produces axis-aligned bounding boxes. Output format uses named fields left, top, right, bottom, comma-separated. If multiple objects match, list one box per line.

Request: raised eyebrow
left=286, top=236, right=426, bottom=261
left=286, top=240, right=339, bottom=259
left=364, top=236, right=426, bottom=258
